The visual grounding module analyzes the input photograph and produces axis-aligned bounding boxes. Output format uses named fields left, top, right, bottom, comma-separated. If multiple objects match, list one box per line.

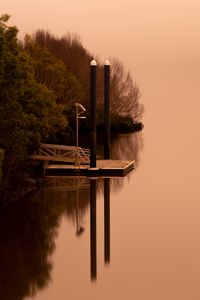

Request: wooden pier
left=31, top=144, right=135, bottom=177
left=44, top=159, right=134, bottom=177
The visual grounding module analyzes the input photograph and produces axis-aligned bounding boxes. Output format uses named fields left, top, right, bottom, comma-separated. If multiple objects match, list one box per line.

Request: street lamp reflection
left=75, top=178, right=85, bottom=237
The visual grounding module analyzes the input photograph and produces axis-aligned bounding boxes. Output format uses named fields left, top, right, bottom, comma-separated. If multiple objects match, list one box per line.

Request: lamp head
left=75, top=103, right=86, bottom=112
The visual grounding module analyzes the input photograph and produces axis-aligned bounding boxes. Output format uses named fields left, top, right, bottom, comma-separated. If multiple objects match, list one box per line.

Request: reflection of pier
left=90, top=178, right=111, bottom=281
left=43, top=175, right=111, bottom=281
left=44, top=176, right=89, bottom=192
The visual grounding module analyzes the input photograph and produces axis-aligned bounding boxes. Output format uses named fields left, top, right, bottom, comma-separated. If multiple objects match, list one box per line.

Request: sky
left=1, top=0, right=200, bottom=147
left=1, top=0, right=199, bottom=80
left=0, top=0, right=199, bottom=132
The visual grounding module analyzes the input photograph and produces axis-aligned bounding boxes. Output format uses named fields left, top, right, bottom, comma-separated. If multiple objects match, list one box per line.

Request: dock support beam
left=104, top=60, right=111, bottom=159
left=90, top=60, right=97, bottom=168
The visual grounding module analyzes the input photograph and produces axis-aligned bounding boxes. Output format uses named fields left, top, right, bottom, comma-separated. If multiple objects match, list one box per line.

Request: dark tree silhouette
left=27, top=30, right=143, bottom=123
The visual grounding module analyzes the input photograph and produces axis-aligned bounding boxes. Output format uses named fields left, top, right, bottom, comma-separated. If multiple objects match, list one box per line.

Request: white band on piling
left=90, top=59, right=97, bottom=66
left=104, top=60, right=110, bottom=66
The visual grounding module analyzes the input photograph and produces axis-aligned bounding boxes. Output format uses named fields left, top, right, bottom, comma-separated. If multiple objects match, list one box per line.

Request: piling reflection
left=0, top=175, right=132, bottom=296
left=90, top=179, right=97, bottom=280
left=89, top=177, right=111, bottom=281
left=0, top=132, right=143, bottom=297
left=104, top=178, right=110, bottom=264
left=0, top=177, right=112, bottom=299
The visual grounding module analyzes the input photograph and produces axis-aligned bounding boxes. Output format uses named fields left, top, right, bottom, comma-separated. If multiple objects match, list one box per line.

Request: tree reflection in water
left=111, top=132, right=143, bottom=167
left=0, top=190, right=55, bottom=300
left=0, top=183, right=90, bottom=300
left=0, top=132, right=143, bottom=297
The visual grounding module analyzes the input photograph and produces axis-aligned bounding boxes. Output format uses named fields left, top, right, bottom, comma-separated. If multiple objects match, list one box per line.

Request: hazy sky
left=0, top=0, right=200, bottom=124
left=1, top=0, right=199, bottom=74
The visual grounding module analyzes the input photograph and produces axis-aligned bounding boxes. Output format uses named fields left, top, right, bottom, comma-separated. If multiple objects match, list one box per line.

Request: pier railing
left=31, top=144, right=90, bottom=165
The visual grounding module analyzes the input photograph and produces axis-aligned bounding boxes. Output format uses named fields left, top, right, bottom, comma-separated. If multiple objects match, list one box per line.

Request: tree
left=109, top=58, right=144, bottom=122
left=0, top=15, right=67, bottom=179
left=31, top=30, right=92, bottom=109
left=28, top=31, right=143, bottom=125
left=23, top=35, right=84, bottom=107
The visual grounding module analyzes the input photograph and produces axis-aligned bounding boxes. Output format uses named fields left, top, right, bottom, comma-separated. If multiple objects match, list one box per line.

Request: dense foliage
left=25, top=30, right=144, bottom=123
left=0, top=15, right=67, bottom=181
left=0, top=15, right=143, bottom=186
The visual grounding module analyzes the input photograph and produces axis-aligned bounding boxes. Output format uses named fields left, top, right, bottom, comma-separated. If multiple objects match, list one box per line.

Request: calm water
left=1, top=72, right=200, bottom=300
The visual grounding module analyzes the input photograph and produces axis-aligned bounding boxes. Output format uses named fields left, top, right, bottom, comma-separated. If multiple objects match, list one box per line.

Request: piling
left=90, top=60, right=97, bottom=168
left=104, top=60, right=111, bottom=159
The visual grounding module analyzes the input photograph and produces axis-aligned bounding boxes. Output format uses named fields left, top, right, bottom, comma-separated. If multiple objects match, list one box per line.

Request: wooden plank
left=44, top=160, right=135, bottom=177
left=97, top=160, right=133, bottom=169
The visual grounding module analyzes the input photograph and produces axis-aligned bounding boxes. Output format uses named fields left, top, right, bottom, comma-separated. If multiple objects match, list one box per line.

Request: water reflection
left=0, top=180, right=91, bottom=299
left=104, top=178, right=110, bottom=264
left=111, top=132, right=143, bottom=167
left=75, top=178, right=86, bottom=236
left=90, top=179, right=97, bottom=280
left=0, top=191, right=56, bottom=300
left=90, top=178, right=111, bottom=281
left=0, top=177, right=111, bottom=298
left=0, top=132, right=143, bottom=298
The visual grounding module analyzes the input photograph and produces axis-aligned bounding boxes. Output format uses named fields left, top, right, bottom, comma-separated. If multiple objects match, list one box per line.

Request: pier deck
left=44, top=159, right=135, bottom=177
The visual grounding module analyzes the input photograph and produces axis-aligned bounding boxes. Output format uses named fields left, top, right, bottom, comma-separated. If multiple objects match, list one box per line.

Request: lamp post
left=75, top=103, right=86, bottom=165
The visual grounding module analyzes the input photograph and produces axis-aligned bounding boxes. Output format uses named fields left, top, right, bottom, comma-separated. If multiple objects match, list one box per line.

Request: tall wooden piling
left=90, top=60, right=97, bottom=168
left=104, top=60, right=111, bottom=159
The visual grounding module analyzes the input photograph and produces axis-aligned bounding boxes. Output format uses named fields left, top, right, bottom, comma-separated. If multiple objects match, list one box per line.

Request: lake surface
left=1, top=71, right=200, bottom=300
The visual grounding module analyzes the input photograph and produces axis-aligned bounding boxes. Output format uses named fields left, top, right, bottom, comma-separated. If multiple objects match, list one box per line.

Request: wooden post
left=104, top=60, right=111, bottom=159
left=90, top=60, right=97, bottom=168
